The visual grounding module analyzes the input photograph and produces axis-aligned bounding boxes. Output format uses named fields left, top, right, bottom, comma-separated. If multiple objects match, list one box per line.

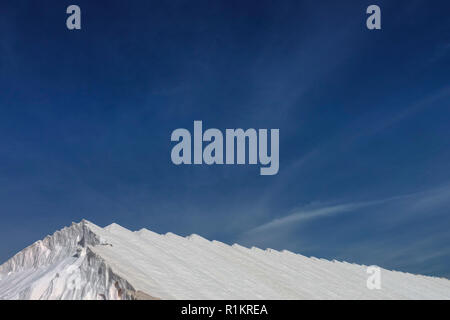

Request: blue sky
left=0, top=0, right=449, bottom=278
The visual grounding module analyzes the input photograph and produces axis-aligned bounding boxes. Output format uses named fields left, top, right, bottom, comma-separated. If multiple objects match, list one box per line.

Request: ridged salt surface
left=0, top=220, right=449, bottom=300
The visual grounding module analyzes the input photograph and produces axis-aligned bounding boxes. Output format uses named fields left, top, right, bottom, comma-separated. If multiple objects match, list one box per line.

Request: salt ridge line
left=0, top=220, right=449, bottom=300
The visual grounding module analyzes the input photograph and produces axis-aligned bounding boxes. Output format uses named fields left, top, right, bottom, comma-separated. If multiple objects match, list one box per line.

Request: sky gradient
left=0, top=0, right=449, bottom=278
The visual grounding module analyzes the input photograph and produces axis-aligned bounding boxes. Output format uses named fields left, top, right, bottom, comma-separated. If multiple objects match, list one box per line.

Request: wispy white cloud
left=238, top=184, right=450, bottom=277
left=247, top=199, right=387, bottom=234
left=246, top=183, right=450, bottom=235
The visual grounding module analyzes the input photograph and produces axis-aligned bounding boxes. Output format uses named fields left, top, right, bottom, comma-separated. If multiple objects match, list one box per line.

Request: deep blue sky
left=0, top=0, right=449, bottom=278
